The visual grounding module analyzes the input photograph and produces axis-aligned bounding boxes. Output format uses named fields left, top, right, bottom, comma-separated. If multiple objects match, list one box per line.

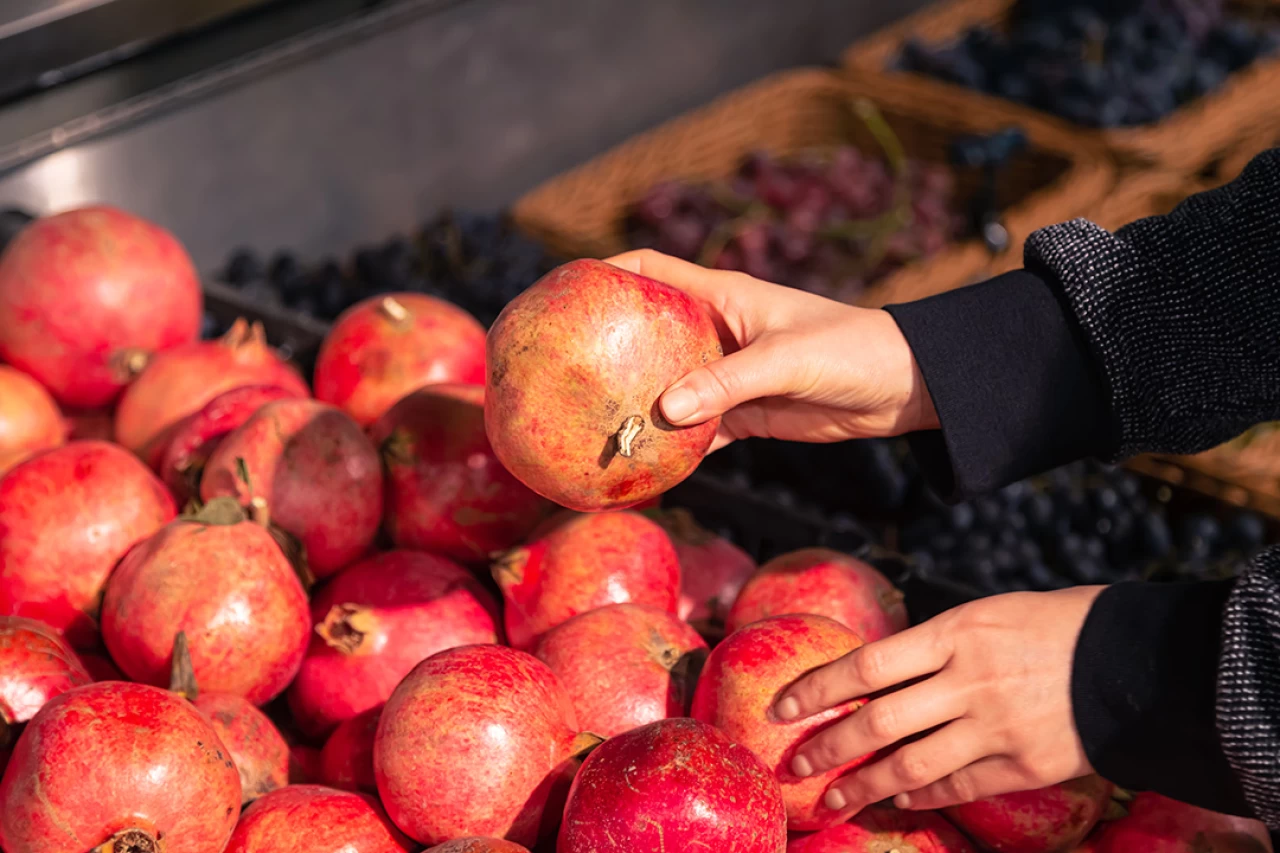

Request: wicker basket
left=511, top=68, right=1113, bottom=309
left=842, top=0, right=1280, bottom=173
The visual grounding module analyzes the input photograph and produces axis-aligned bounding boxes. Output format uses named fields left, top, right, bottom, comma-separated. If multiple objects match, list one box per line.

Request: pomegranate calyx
left=267, top=522, right=314, bottom=592
left=317, top=603, right=378, bottom=654
left=90, top=828, right=160, bottom=853
left=168, top=631, right=200, bottom=700
left=378, top=296, right=411, bottom=328
left=491, top=548, right=530, bottom=586
left=614, top=415, right=645, bottom=458
left=109, top=348, right=151, bottom=382
left=380, top=428, right=414, bottom=467
left=570, top=731, right=606, bottom=760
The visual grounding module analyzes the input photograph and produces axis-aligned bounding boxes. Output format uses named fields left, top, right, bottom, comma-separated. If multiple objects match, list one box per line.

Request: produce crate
left=842, top=0, right=1280, bottom=173
left=511, top=68, right=1113, bottom=310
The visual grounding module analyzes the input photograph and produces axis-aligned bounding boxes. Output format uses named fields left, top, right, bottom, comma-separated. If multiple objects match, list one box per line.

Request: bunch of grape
left=896, top=0, right=1278, bottom=128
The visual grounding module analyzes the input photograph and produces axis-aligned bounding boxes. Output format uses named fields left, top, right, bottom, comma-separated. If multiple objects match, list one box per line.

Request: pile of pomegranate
left=0, top=206, right=1269, bottom=853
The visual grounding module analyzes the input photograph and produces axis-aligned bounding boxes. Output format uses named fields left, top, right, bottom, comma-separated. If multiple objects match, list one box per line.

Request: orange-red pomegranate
left=1086, top=791, right=1271, bottom=853
left=0, top=366, right=65, bottom=475
left=692, top=613, right=872, bottom=831
left=728, top=547, right=908, bottom=641
left=533, top=602, right=707, bottom=737
left=485, top=258, right=723, bottom=512
left=314, top=293, right=487, bottom=427
left=788, top=808, right=976, bottom=852
left=0, top=440, right=175, bottom=648
left=320, top=705, right=380, bottom=793
left=201, top=398, right=383, bottom=577
left=0, top=206, right=202, bottom=408
left=0, top=616, right=91, bottom=742
left=0, top=681, right=241, bottom=853
left=655, top=507, right=757, bottom=640
left=944, top=776, right=1114, bottom=853
left=192, top=691, right=291, bottom=804
left=224, top=785, right=416, bottom=853
left=372, top=384, right=552, bottom=562
left=427, top=840, right=531, bottom=853
left=494, top=509, right=681, bottom=650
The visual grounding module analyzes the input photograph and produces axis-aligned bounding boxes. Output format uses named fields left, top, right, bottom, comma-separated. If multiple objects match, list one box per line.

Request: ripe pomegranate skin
left=374, top=644, right=596, bottom=846
left=100, top=500, right=310, bottom=704
left=160, top=384, right=302, bottom=504
left=558, top=717, right=787, bottom=853
left=288, top=550, right=499, bottom=737
left=427, top=839, right=531, bottom=853
left=320, top=705, right=380, bottom=793
left=0, top=206, right=203, bottom=409
left=114, top=318, right=309, bottom=459
left=194, top=692, right=291, bottom=804
left=314, top=292, right=487, bottom=427
left=788, top=808, right=977, bottom=852
left=1086, top=791, right=1271, bottom=853
left=0, top=365, right=65, bottom=475
left=494, top=509, right=681, bottom=650
left=692, top=613, right=872, bottom=831
left=728, top=547, right=909, bottom=642
left=224, top=785, right=416, bottom=853
left=533, top=602, right=708, bottom=737
left=0, top=681, right=241, bottom=853
left=485, top=258, right=723, bottom=512
left=372, top=384, right=552, bottom=562
left=201, top=398, right=383, bottom=577
left=0, top=616, right=91, bottom=729
left=655, top=507, right=757, bottom=639
left=0, top=440, right=176, bottom=648
left=944, top=776, right=1115, bottom=853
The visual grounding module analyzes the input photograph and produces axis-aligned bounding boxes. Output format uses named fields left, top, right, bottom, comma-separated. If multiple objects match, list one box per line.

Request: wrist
left=870, top=308, right=938, bottom=434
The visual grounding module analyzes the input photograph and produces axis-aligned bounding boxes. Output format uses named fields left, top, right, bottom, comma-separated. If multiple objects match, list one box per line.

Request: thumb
left=661, top=342, right=792, bottom=426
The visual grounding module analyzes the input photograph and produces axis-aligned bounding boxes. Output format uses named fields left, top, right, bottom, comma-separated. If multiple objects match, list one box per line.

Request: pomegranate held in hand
left=533, top=602, right=707, bottom=737
left=0, top=366, right=65, bottom=475
left=372, top=384, right=551, bottom=562
left=374, top=644, right=598, bottom=846
left=656, top=507, right=757, bottom=639
left=788, top=808, right=976, bottom=852
left=201, top=398, right=383, bottom=577
left=494, top=509, right=680, bottom=649
left=0, top=681, right=241, bottom=853
left=944, top=776, right=1114, bottom=853
left=692, top=613, right=871, bottom=830
left=288, top=549, right=499, bottom=737
left=427, top=839, right=531, bottom=853
left=0, top=616, right=91, bottom=736
left=320, top=705, right=380, bottom=793
left=558, top=717, right=786, bottom=853
left=224, top=785, right=416, bottom=853
left=728, top=547, right=908, bottom=641
left=314, top=293, right=487, bottom=427
left=1087, top=791, right=1271, bottom=853
left=0, top=440, right=175, bottom=647
left=485, top=258, right=722, bottom=511
left=0, top=206, right=202, bottom=408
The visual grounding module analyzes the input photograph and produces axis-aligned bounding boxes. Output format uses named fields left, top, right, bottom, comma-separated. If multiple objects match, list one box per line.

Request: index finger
left=604, top=249, right=743, bottom=314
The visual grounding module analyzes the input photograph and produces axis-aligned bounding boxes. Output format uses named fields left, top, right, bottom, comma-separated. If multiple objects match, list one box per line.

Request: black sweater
left=885, top=147, right=1280, bottom=825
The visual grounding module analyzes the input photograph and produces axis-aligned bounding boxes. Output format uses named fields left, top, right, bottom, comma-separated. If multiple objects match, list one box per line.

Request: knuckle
left=895, top=750, right=933, bottom=788
left=864, top=702, right=899, bottom=742
left=853, top=646, right=885, bottom=686
left=809, top=733, right=846, bottom=768
left=943, top=772, right=979, bottom=805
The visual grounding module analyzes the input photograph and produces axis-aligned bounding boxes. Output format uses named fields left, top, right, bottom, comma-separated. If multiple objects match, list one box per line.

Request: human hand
left=604, top=249, right=937, bottom=451
left=773, top=586, right=1103, bottom=813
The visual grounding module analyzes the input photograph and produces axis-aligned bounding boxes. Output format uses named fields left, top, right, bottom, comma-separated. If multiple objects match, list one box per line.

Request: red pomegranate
left=0, top=206, right=202, bottom=409
left=372, top=384, right=552, bottom=562
left=1085, top=791, right=1270, bottom=853
left=288, top=549, right=499, bottom=737
left=224, top=785, right=416, bottom=853
left=0, top=617, right=91, bottom=742
left=201, top=398, right=383, bottom=577
left=289, top=745, right=323, bottom=784
left=374, top=644, right=599, bottom=846
left=485, top=259, right=723, bottom=512
left=77, top=650, right=124, bottom=682
left=160, top=384, right=302, bottom=504
left=100, top=498, right=310, bottom=704
left=0, top=365, right=65, bottom=475
left=427, top=840, right=531, bottom=853
left=320, top=705, right=380, bottom=793
left=314, top=293, right=487, bottom=427
left=114, top=318, right=309, bottom=460
left=0, top=681, right=241, bottom=853
left=533, top=602, right=707, bottom=737
left=692, top=613, right=871, bottom=831
left=0, top=440, right=176, bottom=648
left=788, top=808, right=976, bottom=852
left=193, top=692, right=291, bottom=804
left=558, top=717, right=787, bottom=853
left=494, top=509, right=681, bottom=650
left=728, top=547, right=909, bottom=641
left=944, top=776, right=1115, bottom=853
left=655, top=507, right=757, bottom=639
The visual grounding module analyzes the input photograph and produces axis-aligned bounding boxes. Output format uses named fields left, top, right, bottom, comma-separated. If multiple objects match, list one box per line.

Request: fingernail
left=895, top=793, right=913, bottom=809
left=774, top=697, right=800, bottom=721
left=662, top=387, right=698, bottom=423
left=791, top=755, right=813, bottom=778
left=824, top=789, right=848, bottom=811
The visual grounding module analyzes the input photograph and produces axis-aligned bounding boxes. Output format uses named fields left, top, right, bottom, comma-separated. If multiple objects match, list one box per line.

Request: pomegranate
left=314, top=292, right=487, bottom=427
left=0, top=681, right=241, bottom=853
left=374, top=644, right=599, bottom=846
left=427, top=840, right=531, bottom=853
left=114, top=318, right=309, bottom=460
left=0, top=206, right=202, bottom=408
left=320, top=705, right=380, bottom=793
left=159, top=384, right=302, bottom=504
left=0, top=365, right=65, bottom=475
left=788, top=808, right=976, bottom=852
left=1087, top=791, right=1271, bottom=853
left=200, top=398, right=383, bottom=577
left=654, top=507, right=757, bottom=639
left=944, top=776, right=1115, bottom=853
left=224, top=785, right=416, bottom=853
left=77, top=650, right=124, bottom=682
left=193, top=692, right=290, bottom=804
left=100, top=498, right=310, bottom=704
left=494, top=509, right=681, bottom=649
left=0, top=440, right=176, bottom=648
left=533, top=602, right=707, bottom=737
left=0, top=616, right=91, bottom=748
left=290, top=745, right=323, bottom=784
left=288, top=549, right=499, bottom=737
left=372, top=384, right=552, bottom=562
left=559, top=717, right=787, bottom=852
left=728, top=547, right=909, bottom=641
left=692, top=613, right=871, bottom=831
left=485, top=258, right=722, bottom=512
